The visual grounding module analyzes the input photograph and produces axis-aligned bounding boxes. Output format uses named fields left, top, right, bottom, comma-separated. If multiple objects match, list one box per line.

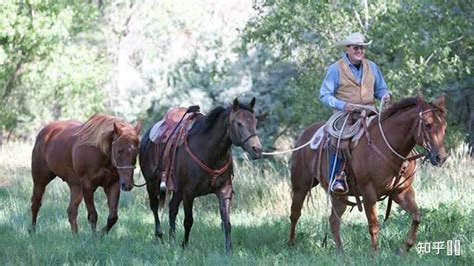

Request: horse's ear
left=433, top=95, right=446, bottom=108
left=134, top=122, right=142, bottom=135
left=416, top=92, right=425, bottom=105
left=113, top=122, right=123, bottom=136
left=233, top=98, right=239, bottom=111
left=249, top=97, right=256, bottom=109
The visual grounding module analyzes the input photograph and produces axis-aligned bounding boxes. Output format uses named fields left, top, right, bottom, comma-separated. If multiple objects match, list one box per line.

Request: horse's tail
left=139, top=127, right=152, bottom=168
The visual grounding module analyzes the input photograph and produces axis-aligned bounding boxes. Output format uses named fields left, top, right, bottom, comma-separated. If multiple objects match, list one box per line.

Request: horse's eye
left=425, top=123, right=432, bottom=129
left=236, top=121, right=243, bottom=127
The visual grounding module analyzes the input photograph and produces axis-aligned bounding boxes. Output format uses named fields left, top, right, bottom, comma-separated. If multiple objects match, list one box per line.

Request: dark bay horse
left=31, top=114, right=141, bottom=234
left=139, top=98, right=262, bottom=253
left=288, top=95, right=447, bottom=253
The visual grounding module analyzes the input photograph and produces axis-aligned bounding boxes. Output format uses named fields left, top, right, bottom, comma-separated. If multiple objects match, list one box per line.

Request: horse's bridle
left=415, top=108, right=438, bottom=154
left=228, top=109, right=258, bottom=147
left=111, top=138, right=137, bottom=170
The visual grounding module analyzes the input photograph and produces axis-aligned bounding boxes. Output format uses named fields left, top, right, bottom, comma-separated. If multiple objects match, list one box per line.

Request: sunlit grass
left=0, top=141, right=472, bottom=264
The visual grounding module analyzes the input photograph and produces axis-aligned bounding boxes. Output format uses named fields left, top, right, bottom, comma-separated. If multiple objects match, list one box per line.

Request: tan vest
left=336, top=58, right=375, bottom=105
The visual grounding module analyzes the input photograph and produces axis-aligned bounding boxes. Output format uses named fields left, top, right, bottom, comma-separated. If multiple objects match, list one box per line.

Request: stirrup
left=330, top=173, right=349, bottom=195
left=160, top=180, right=167, bottom=191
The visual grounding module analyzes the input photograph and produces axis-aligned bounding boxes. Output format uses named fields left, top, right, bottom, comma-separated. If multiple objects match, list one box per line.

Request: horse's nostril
left=252, top=146, right=262, bottom=154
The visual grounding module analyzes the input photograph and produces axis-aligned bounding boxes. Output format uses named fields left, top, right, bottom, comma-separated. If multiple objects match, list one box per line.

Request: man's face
left=346, top=45, right=365, bottom=64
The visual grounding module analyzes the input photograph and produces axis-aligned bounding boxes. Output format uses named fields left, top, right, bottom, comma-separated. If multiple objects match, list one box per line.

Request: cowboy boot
left=332, top=172, right=347, bottom=194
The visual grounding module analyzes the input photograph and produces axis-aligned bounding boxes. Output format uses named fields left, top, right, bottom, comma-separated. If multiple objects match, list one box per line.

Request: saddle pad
left=149, top=120, right=164, bottom=143
left=310, top=125, right=326, bottom=150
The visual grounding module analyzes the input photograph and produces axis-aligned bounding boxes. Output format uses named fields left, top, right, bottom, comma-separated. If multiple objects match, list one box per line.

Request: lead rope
left=261, top=139, right=312, bottom=156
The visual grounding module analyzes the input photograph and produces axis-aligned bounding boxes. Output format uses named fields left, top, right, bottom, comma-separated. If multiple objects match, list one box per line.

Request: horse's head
left=414, top=95, right=448, bottom=166
left=111, top=122, right=142, bottom=191
left=228, top=97, right=262, bottom=159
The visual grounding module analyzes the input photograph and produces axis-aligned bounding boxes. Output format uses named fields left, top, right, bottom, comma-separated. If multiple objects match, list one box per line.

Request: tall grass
left=0, top=141, right=472, bottom=265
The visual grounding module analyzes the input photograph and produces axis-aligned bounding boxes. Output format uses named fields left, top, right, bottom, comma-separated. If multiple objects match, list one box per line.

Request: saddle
left=311, top=111, right=377, bottom=209
left=149, top=107, right=199, bottom=191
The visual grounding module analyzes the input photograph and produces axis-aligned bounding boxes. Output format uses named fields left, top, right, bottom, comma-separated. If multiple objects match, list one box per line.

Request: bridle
left=228, top=108, right=258, bottom=148
left=377, top=101, right=440, bottom=162
left=111, top=137, right=137, bottom=170
left=184, top=107, right=257, bottom=187
left=415, top=108, right=439, bottom=154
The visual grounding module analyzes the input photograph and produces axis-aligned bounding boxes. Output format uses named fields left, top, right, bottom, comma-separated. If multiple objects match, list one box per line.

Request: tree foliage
left=240, top=0, right=472, bottom=147
left=0, top=2, right=105, bottom=140
left=1, top=0, right=472, bottom=148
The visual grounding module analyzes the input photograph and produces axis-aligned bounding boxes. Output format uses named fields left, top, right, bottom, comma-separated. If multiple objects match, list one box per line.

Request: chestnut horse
left=288, top=95, right=447, bottom=253
left=139, top=98, right=262, bottom=253
left=31, top=114, right=141, bottom=234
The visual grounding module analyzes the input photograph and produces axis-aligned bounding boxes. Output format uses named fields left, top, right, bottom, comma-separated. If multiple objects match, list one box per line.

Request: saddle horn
left=187, top=105, right=200, bottom=113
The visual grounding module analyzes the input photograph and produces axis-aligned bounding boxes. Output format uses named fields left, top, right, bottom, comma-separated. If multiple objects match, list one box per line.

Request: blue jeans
left=328, top=150, right=343, bottom=183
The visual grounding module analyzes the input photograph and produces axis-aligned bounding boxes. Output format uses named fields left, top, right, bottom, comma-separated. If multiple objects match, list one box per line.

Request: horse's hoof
left=336, top=248, right=345, bottom=257
left=169, top=236, right=176, bottom=246
left=395, top=247, right=404, bottom=256
left=155, top=233, right=164, bottom=244
left=28, top=226, right=36, bottom=234
left=100, top=227, right=109, bottom=236
left=287, top=240, right=295, bottom=247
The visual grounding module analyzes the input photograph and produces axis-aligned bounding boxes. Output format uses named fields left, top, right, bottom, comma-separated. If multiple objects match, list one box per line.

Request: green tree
left=241, top=0, right=472, bottom=147
left=0, top=2, right=104, bottom=142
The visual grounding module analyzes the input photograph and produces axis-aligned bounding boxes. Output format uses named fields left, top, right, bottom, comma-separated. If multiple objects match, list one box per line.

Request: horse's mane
left=381, top=96, right=446, bottom=120
left=75, top=113, right=125, bottom=155
left=381, top=97, right=418, bottom=120
left=189, top=102, right=254, bottom=136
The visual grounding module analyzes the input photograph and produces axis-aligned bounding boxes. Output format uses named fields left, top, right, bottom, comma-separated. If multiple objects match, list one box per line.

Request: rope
left=261, top=105, right=376, bottom=156
left=377, top=101, right=408, bottom=160
left=261, top=139, right=312, bottom=156
left=326, top=105, right=377, bottom=139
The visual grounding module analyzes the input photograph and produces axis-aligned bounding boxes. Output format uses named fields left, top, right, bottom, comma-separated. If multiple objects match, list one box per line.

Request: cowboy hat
left=335, top=32, right=372, bottom=47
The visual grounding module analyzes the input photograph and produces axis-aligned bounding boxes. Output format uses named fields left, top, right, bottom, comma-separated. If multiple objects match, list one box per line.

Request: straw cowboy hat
left=336, top=32, right=372, bottom=47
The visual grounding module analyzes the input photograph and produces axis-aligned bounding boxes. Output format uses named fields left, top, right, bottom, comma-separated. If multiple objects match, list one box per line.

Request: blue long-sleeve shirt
left=319, top=54, right=390, bottom=110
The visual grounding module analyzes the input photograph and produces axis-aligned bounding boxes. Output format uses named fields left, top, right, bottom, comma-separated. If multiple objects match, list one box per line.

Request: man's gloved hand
left=343, top=103, right=358, bottom=113
left=382, top=93, right=391, bottom=103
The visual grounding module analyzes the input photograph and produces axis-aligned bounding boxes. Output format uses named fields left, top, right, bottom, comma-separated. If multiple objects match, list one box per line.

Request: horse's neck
left=373, top=108, right=418, bottom=157
left=192, top=113, right=232, bottom=164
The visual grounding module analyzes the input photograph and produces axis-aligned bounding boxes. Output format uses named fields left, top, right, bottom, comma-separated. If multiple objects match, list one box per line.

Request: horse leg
left=217, top=185, right=233, bottom=254
left=30, top=169, right=55, bottom=233
left=169, top=191, right=183, bottom=244
left=181, top=194, right=195, bottom=249
left=147, top=181, right=163, bottom=241
left=330, top=196, right=348, bottom=251
left=393, top=185, right=420, bottom=253
left=67, top=184, right=83, bottom=234
left=287, top=189, right=309, bottom=246
left=82, top=180, right=99, bottom=235
left=101, top=183, right=120, bottom=235
left=363, top=199, right=379, bottom=253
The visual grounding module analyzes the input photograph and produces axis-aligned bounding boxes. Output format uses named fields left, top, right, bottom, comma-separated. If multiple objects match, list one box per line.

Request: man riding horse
left=319, top=32, right=391, bottom=194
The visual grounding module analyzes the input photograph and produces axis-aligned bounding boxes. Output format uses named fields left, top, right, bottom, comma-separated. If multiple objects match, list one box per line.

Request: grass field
left=0, top=141, right=472, bottom=265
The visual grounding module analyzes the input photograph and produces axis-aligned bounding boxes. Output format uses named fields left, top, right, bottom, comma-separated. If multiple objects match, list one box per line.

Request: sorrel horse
left=31, top=114, right=141, bottom=234
left=288, top=95, right=447, bottom=253
left=139, top=98, right=262, bottom=253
